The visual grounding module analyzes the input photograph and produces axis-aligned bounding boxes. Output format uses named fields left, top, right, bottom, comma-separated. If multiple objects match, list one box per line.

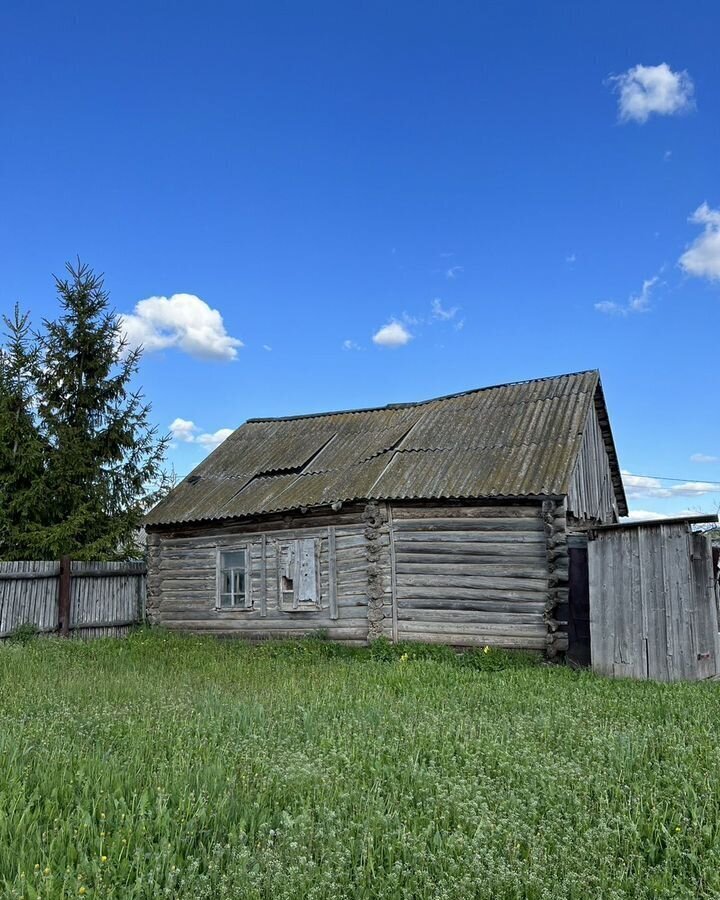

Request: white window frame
left=216, top=547, right=252, bottom=610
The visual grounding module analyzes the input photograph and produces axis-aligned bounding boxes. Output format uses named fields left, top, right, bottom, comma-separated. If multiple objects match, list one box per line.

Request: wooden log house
left=145, top=370, right=627, bottom=654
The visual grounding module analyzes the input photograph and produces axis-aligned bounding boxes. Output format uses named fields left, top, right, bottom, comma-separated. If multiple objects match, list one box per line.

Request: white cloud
left=679, top=203, right=720, bottom=281
left=622, top=469, right=719, bottom=499
left=673, top=482, right=720, bottom=496
left=372, top=321, right=412, bottom=347
left=262, top=344, right=272, bottom=352
left=623, top=509, right=669, bottom=521
left=691, top=453, right=719, bottom=464
left=566, top=253, right=576, bottom=264
left=431, top=298, right=459, bottom=321
left=595, top=276, right=659, bottom=316
left=120, top=293, right=243, bottom=361
left=342, top=339, right=361, bottom=351
left=169, top=418, right=233, bottom=450
left=609, top=63, right=695, bottom=124
left=445, top=265, right=464, bottom=280
left=196, top=428, right=233, bottom=448
left=664, top=150, right=672, bottom=162
left=169, top=417, right=197, bottom=443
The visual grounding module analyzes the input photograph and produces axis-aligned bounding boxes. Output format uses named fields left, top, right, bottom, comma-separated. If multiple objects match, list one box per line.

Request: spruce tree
left=32, top=261, right=169, bottom=559
left=0, top=306, right=47, bottom=558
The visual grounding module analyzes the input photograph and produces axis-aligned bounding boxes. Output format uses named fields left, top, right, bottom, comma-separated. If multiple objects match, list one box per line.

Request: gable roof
left=146, top=369, right=627, bottom=526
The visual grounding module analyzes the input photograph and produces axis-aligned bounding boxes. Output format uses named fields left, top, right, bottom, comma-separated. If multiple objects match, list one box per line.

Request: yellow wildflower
left=400, top=653, right=409, bottom=663
left=101, top=856, right=107, bottom=863
left=483, top=646, right=490, bottom=654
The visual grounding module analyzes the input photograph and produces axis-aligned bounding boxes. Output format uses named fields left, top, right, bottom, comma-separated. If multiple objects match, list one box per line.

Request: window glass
left=218, top=549, right=249, bottom=609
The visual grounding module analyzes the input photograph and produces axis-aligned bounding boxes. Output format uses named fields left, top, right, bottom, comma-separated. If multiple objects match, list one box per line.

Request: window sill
left=214, top=606, right=255, bottom=613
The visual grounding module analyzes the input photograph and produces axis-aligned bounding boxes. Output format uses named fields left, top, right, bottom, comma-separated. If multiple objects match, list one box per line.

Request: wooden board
left=589, top=523, right=720, bottom=681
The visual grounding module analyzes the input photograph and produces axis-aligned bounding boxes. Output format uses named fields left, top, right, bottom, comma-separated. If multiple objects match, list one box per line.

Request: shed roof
left=146, top=369, right=627, bottom=526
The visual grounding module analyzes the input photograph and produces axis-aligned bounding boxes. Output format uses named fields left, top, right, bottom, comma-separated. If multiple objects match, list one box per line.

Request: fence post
left=58, top=556, right=71, bottom=637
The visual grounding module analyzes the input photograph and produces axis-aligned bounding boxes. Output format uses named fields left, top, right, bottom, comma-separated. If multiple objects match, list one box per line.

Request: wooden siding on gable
left=389, top=503, right=549, bottom=649
left=567, top=400, right=618, bottom=525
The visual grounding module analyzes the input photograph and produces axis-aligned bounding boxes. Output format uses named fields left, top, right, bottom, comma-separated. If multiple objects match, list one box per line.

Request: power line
left=626, top=473, right=720, bottom=488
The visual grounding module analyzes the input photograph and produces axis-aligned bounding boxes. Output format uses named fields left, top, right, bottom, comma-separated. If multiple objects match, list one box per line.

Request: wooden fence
left=0, top=558, right=146, bottom=640
left=588, top=517, right=720, bottom=682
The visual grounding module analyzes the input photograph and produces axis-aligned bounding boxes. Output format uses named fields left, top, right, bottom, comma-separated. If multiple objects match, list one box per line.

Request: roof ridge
left=245, top=369, right=599, bottom=424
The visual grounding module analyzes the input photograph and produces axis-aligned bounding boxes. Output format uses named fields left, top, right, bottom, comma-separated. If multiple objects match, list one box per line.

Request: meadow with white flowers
left=1, top=630, right=720, bottom=899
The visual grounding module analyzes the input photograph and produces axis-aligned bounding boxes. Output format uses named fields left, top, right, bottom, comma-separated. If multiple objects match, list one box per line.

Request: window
left=217, top=549, right=251, bottom=609
left=278, top=538, right=320, bottom=611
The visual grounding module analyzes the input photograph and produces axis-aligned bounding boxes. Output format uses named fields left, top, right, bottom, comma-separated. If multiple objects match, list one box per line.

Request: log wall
left=388, top=502, right=550, bottom=649
left=147, top=505, right=375, bottom=644
left=148, top=501, right=559, bottom=650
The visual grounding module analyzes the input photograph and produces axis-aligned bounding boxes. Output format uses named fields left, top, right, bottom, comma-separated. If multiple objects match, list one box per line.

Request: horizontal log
left=396, top=630, right=547, bottom=649
left=159, top=508, right=367, bottom=539
left=158, top=607, right=368, bottom=626
left=395, top=551, right=546, bottom=568
left=396, top=553, right=548, bottom=578
left=394, top=536, right=545, bottom=552
left=158, top=623, right=370, bottom=639
left=334, top=534, right=370, bottom=548
left=158, top=559, right=215, bottom=570
left=394, top=552, right=546, bottom=566
left=398, top=569, right=548, bottom=587
left=395, top=618, right=543, bottom=636
left=396, top=532, right=545, bottom=545
left=391, top=505, right=542, bottom=520
left=396, top=566, right=548, bottom=587
left=400, top=597, right=545, bottom=613
left=398, top=608, right=544, bottom=626
left=393, top=518, right=543, bottom=533
left=397, top=586, right=546, bottom=603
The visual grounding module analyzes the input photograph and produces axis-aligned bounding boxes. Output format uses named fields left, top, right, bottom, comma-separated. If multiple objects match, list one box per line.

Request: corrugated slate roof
left=146, top=369, right=625, bottom=526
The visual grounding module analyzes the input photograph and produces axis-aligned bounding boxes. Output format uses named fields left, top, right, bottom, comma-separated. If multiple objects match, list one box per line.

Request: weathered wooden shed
left=145, top=370, right=627, bottom=653
left=588, top=515, right=720, bottom=681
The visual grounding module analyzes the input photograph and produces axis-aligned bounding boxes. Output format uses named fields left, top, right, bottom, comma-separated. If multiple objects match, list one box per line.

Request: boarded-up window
left=216, top=548, right=252, bottom=610
left=278, top=538, right=320, bottom=611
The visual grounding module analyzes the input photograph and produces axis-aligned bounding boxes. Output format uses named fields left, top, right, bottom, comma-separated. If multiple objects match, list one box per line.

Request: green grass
left=1, top=631, right=720, bottom=899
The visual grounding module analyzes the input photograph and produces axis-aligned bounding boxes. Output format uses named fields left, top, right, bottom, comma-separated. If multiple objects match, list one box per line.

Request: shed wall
left=388, top=503, right=550, bottom=649
left=588, top=523, right=720, bottom=681
left=567, top=401, right=618, bottom=524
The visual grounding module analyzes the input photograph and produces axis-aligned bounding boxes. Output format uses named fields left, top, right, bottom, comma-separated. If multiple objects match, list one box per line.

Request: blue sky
left=1, top=0, right=719, bottom=518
